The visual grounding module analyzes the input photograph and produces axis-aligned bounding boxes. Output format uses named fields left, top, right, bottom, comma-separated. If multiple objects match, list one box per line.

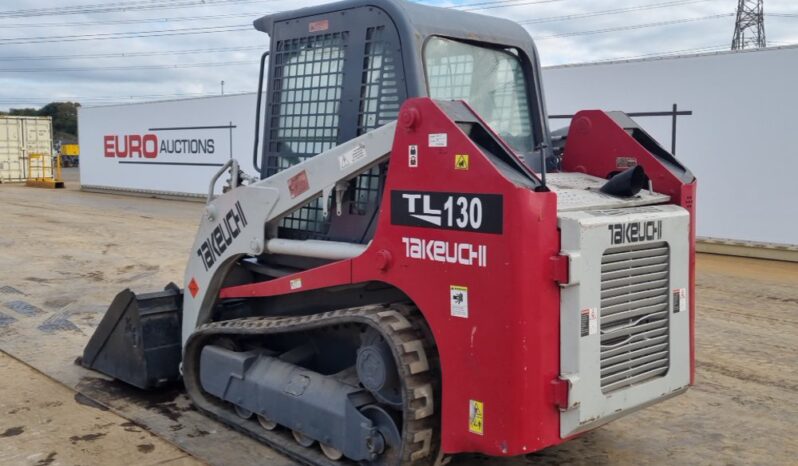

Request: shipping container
left=0, top=116, right=54, bottom=183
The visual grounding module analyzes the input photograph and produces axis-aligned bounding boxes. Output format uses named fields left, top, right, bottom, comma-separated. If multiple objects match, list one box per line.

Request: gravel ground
left=0, top=168, right=796, bottom=465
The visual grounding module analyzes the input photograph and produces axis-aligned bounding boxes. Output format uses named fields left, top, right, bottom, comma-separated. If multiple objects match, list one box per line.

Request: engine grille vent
left=600, top=242, right=670, bottom=393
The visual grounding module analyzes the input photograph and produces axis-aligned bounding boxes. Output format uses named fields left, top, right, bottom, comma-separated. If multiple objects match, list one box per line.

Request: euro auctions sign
left=104, top=134, right=161, bottom=158
left=78, top=93, right=259, bottom=196
left=103, top=124, right=230, bottom=166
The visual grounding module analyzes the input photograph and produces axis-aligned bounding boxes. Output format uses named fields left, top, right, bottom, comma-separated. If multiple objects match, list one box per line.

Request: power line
left=0, top=0, right=264, bottom=18
left=0, top=24, right=253, bottom=46
left=0, top=46, right=262, bottom=61
left=0, top=92, right=245, bottom=106
left=0, top=0, right=556, bottom=19
left=0, top=92, right=213, bottom=101
left=0, top=0, right=560, bottom=46
left=518, top=0, right=715, bottom=25
left=0, top=60, right=255, bottom=73
left=0, top=12, right=262, bottom=28
left=572, top=44, right=730, bottom=64
left=460, top=0, right=563, bottom=12
left=0, top=1, right=558, bottom=28
left=536, top=13, right=734, bottom=39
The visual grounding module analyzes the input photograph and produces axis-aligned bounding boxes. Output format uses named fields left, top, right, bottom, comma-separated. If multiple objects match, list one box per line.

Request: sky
left=0, top=0, right=796, bottom=110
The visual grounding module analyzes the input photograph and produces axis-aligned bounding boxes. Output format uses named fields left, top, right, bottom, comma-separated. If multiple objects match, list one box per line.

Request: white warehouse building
left=78, top=45, right=798, bottom=250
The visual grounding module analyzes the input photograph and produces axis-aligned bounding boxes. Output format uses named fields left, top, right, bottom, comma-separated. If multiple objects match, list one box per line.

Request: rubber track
left=182, top=304, right=439, bottom=466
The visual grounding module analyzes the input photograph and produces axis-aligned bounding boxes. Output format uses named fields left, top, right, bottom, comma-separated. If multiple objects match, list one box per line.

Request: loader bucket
left=80, top=283, right=183, bottom=390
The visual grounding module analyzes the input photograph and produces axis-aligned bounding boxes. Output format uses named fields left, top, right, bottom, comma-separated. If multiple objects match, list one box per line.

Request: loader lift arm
left=82, top=121, right=398, bottom=389
left=183, top=120, right=398, bottom=345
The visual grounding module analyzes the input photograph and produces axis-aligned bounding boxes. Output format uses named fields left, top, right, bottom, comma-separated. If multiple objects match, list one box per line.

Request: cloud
left=0, top=0, right=796, bottom=110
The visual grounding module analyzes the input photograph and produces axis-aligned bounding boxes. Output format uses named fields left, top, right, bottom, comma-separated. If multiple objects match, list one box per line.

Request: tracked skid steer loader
left=81, top=1, right=697, bottom=464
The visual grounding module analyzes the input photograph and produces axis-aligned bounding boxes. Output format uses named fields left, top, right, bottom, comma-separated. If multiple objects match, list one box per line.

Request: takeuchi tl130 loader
left=80, top=0, right=697, bottom=464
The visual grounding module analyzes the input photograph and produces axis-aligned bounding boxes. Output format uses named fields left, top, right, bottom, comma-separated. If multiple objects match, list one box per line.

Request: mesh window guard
left=267, top=32, right=347, bottom=235
left=350, top=26, right=398, bottom=216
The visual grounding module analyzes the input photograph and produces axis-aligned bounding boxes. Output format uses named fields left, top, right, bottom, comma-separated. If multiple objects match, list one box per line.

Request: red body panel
left=355, top=99, right=562, bottom=455
left=221, top=260, right=353, bottom=298
left=218, top=100, right=697, bottom=455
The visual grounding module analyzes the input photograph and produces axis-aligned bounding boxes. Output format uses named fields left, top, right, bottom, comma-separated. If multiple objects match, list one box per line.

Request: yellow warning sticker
left=468, top=399, right=484, bottom=435
left=455, top=154, right=469, bottom=170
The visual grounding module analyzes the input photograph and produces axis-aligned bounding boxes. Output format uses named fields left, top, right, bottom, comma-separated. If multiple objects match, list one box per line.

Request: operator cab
left=253, top=0, right=550, bottom=246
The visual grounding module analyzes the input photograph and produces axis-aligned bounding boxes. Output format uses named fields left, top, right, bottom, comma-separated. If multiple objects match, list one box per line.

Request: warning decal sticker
left=288, top=170, right=310, bottom=199
left=616, top=156, right=638, bottom=169
left=428, top=133, right=447, bottom=147
left=408, top=145, right=418, bottom=168
left=455, top=154, right=469, bottom=170
left=308, top=19, right=329, bottom=32
left=450, top=285, right=469, bottom=318
left=580, top=308, right=597, bottom=337
left=338, top=143, right=367, bottom=170
left=188, top=277, right=199, bottom=298
left=673, top=288, right=687, bottom=313
left=469, top=400, right=484, bottom=435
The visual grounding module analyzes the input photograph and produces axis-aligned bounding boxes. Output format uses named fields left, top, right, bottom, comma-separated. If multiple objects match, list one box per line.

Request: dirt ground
left=0, top=168, right=796, bottom=465
left=0, top=352, right=203, bottom=466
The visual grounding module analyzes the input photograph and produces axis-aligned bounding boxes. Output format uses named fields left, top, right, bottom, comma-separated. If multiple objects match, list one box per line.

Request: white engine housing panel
left=558, top=204, right=691, bottom=438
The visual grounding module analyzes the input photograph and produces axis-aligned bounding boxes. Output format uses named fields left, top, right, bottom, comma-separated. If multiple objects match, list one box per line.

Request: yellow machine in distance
left=60, top=143, right=79, bottom=167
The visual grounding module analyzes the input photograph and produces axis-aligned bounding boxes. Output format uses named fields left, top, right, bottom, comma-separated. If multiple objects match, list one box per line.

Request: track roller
left=235, top=405, right=254, bottom=419
left=292, top=430, right=316, bottom=448
left=257, top=414, right=277, bottom=431
left=320, top=443, right=344, bottom=461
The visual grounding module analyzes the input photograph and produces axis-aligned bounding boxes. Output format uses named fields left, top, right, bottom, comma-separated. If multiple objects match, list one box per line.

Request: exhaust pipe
left=600, top=165, right=649, bottom=197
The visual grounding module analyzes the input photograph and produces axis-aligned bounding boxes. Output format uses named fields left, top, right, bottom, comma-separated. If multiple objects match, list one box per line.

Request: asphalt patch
left=68, top=432, right=107, bottom=444
left=137, top=443, right=155, bottom=453
left=0, top=311, right=17, bottom=327
left=0, top=286, right=23, bottom=295
left=35, top=452, right=57, bottom=466
left=121, top=421, right=142, bottom=433
left=0, top=426, right=24, bottom=437
left=74, top=392, right=109, bottom=411
left=38, top=311, right=80, bottom=333
left=4, top=300, right=44, bottom=317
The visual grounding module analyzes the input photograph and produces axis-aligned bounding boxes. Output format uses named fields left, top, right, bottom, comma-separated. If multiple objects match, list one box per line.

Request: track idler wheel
left=361, top=405, right=399, bottom=466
